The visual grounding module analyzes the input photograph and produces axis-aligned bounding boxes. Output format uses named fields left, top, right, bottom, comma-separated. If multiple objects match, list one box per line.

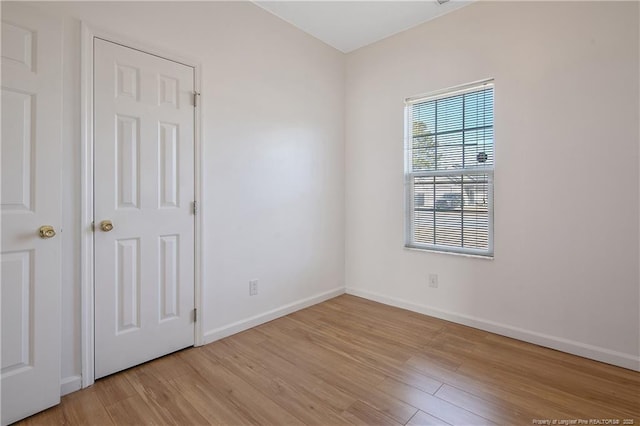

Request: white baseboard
left=346, top=287, right=640, bottom=372
left=60, top=375, right=82, bottom=396
left=203, top=287, right=345, bottom=345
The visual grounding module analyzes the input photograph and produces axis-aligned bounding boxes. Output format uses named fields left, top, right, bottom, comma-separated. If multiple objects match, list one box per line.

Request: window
left=405, top=80, right=494, bottom=257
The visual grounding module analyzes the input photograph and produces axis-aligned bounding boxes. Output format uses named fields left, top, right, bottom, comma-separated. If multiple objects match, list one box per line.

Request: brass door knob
left=100, top=220, right=114, bottom=232
left=39, top=225, right=56, bottom=239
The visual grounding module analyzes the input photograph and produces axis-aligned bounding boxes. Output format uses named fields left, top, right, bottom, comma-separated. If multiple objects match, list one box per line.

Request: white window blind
left=405, top=80, right=494, bottom=256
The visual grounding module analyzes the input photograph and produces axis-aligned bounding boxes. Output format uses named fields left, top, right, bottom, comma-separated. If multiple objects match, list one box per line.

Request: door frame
left=80, top=23, right=204, bottom=388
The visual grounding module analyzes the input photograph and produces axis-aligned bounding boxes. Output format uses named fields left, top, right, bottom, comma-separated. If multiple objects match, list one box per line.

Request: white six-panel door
left=93, top=39, right=196, bottom=379
left=1, top=4, right=63, bottom=425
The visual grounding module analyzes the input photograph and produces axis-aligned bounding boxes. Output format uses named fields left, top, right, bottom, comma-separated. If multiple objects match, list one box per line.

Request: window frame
left=404, top=79, right=495, bottom=257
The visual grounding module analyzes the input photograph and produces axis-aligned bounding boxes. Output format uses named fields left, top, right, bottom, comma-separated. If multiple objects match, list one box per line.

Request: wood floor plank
left=341, top=399, right=408, bottom=426
left=255, top=322, right=389, bottom=390
left=483, top=331, right=639, bottom=386
left=389, top=369, right=443, bottom=395
left=135, top=350, right=197, bottom=383
left=104, top=394, right=167, bottom=425
left=376, top=377, right=495, bottom=425
left=17, top=406, right=66, bottom=426
left=15, top=295, right=640, bottom=426
left=216, top=351, right=352, bottom=425
left=60, top=389, right=115, bottom=425
left=284, top=314, right=425, bottom=378
left=93, top=370, right=138, bottom=408
left=20, top=389, right=113, bottom=426
left=208, top=331, right=357, bottom=412
left=407, top=355, right=600, bottom=419
left=457, top=354, right=639, bottom=419
left=181, top=348, right=305, bottom=425
left=303, top=301, right=440, bottom=349
left=125, top=368, right=209, bottom=425
left=466, top=335, right=640, bottom=403
left=256, top=339, right=419, bottom=424
left=283, top=311, right=445, bottom=394
left=406, top=410, right=452, bottom=426
left=406, top=353, right=586, bottom=420
left=434, top=384, right=533, bottom=425
left=167, top=372, right=259, bottom=425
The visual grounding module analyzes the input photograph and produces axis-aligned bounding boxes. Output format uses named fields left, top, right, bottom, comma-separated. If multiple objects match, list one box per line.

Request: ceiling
left=253, top=1, right=471, bottom=53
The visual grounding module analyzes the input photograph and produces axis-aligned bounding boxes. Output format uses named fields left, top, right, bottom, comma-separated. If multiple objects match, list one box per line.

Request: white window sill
left=404, top=245, right=494, bottom=260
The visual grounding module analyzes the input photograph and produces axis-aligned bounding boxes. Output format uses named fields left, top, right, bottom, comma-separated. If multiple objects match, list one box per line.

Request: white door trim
left=80, top=23, right=204, bottom=388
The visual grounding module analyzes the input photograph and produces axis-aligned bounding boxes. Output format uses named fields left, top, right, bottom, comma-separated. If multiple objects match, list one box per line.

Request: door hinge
left=91, top=221, right=95, bottom=232
left=193, top=308, right=197, bottom=322
left=193, top=92, right=200, bottom=107
left=192, top=200, right=198, bottom=215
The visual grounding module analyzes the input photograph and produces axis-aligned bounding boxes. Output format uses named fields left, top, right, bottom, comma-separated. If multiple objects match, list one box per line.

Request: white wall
left=26, top=1, right=345, bottom=388
left=345, top=1, right=640, bottom=369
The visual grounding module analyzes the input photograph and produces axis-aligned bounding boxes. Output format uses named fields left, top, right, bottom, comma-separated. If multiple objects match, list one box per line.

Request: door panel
left=1, top=89, right=34, bottom=211
left=94, top=39, right=195, bottom=379
left=1, top=251, right=33, bottom=371
left=1, top=4, right=62, bottom=425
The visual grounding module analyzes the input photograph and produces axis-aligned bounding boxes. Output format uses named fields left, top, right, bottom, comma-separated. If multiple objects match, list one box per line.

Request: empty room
left=1, top=0, right=638, bottom=425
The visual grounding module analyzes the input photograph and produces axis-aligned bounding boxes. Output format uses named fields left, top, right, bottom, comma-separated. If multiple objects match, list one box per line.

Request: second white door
left=94, top=38, right=196, bottom=379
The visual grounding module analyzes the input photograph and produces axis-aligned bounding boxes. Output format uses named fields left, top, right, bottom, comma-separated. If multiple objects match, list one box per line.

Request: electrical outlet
left=428, top=274, right=439, bottom=288
left=249, top=279, right=258, bottom=296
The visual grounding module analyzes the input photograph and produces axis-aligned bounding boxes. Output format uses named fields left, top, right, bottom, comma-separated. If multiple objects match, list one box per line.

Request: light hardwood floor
left=18, top=295, right=640, bottom=425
